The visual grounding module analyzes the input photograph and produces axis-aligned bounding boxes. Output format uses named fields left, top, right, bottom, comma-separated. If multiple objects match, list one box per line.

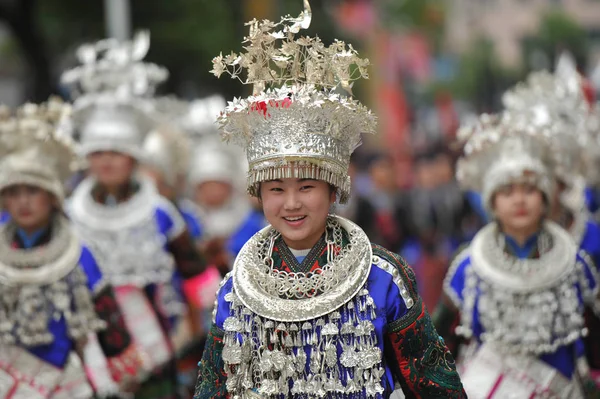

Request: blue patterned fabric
left=585, top=186, right=600, bottom=214
left=504, top=233, right=539, bottom=259
left=27, top=246, right=104, bottom=368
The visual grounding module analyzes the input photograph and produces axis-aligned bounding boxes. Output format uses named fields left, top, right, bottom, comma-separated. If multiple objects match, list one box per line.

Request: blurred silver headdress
left=182, top=96, right=247, bottom=189
left=143, top=97, right=191, bottom=186
left=211, top=0, right=376, bottom=203
left=456, top=112, right=556, bottom=212
left=0, top=98, right=78, bottom=204
left=61, top=31, right=166, bottom=160
left=502, top=69, right=592, bottom=184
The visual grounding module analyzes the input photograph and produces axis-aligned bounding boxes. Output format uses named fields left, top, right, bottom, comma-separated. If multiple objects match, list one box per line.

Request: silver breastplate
left=69, top=177, right=175, bottom=286
left=457, top=222, right=588, bottom=355
left=222, top=216, right=388, bottom=398
left=0, top=217, right=105, bottom=346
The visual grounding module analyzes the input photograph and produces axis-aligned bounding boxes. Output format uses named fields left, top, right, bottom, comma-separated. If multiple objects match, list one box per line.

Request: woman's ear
left=330, top=190, right=337, bottom=204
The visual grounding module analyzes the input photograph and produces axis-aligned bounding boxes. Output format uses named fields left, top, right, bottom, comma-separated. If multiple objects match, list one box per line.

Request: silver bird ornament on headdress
left=211, top=0, right=376, bottom=204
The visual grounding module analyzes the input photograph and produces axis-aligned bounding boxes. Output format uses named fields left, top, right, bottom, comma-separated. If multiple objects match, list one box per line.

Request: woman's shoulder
left=370, top=244, right=419, bottom=300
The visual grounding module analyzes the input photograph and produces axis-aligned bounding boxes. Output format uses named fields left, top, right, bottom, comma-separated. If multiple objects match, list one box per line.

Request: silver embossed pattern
left=223, top=215, right=387, bottom=397
left=233, top=216, right=372, bottom=322
left=456, top=113, right=556, bottom=212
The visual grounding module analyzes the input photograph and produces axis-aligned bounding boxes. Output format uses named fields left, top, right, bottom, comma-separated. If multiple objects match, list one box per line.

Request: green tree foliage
left=31, top=0, right=342, bottom=100
left=521, top=11, right=589, bottom=70
left=380, top=0, right=445, bottom=47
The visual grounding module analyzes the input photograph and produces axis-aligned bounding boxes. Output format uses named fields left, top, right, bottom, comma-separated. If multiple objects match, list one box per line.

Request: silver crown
left=62, top=32, right=164, bottom=160
left=502, top=69, right=592, bottom=184
left=211, top=1, right=376, bottom=203
left=457, top=112, right=556, bottom=212
left=0, top=98, right=78, bottom=203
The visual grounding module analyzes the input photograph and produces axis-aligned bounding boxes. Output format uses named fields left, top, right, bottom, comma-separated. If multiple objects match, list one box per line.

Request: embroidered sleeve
left=372, top=245, right=466, bottom=398
left=94, top=285, right=142, bottom=382
left=194, top=324, right=229, bottom=399
left=387, top=301, right=466, bottom=398
left=431, top=296, right=462, bottom=354
left=168, top=230, right=207, bottom=279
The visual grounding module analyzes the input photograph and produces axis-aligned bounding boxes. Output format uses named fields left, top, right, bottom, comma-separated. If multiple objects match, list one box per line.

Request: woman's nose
left=283, top=191, right=301, bottom=210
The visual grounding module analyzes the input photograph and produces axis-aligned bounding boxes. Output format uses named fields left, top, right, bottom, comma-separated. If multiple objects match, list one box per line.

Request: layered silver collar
left=68, top=175, right=175, bottom=286
left=0, top=216, right=82, bottom=286
left=192, top=195, right=254, bottom=239
left=232, top=215, right=372, bottom=322
left=470, top=221, right=575, bottom=292
left=69, top=175, right=157, bottom=231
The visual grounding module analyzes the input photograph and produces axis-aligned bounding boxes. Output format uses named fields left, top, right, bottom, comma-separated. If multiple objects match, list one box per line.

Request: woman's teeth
left=284, top=216, right=306, bottom=221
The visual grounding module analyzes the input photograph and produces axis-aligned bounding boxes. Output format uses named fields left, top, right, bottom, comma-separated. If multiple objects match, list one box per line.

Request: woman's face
left=194, top=181, right=233, bottom=209
left=2, top=185, right=55, bottom=231
left=492, top=182, right=545, bottom=233
left=260, top=178, right=335, bottom=250
left=87, top=151, right=136, bottom=187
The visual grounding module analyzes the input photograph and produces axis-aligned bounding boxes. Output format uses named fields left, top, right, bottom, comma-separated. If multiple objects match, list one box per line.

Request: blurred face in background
left=2, top=185, right=56, bottom=233
left=433, top=153, right=454, bottom=185
left=87, top=151, right=136, bottom=188
left=414, top=160, right=437, bottom=190
left=260, top=178, right=335, bottom=250
left=194, top=181, right=233, bottom=209
left=492, top=181, right=545, bottom=237
left=370, top=157, right=396, bottom=192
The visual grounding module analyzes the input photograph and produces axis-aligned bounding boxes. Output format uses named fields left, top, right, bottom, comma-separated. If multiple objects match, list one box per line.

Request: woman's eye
left=523, top=184, right=536, bottom=193
left=300, top=185, right=314, bottom=191
left=270, top=187, right=283, bottom=192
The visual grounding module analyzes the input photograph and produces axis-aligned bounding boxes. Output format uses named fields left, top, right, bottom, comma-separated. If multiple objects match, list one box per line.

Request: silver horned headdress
left=211, top=0, right=376, bottom=203
left=456, top=112, right=555, bottom=213
left=61, top=31, right=164, bottom=160
left=0, top=98, right=78, bottom=204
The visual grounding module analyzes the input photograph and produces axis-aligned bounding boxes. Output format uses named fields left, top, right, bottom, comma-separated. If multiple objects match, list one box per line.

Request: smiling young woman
left=434, top=112, right=599, bottom=398
left=193, top=3, right=466, bottom=399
